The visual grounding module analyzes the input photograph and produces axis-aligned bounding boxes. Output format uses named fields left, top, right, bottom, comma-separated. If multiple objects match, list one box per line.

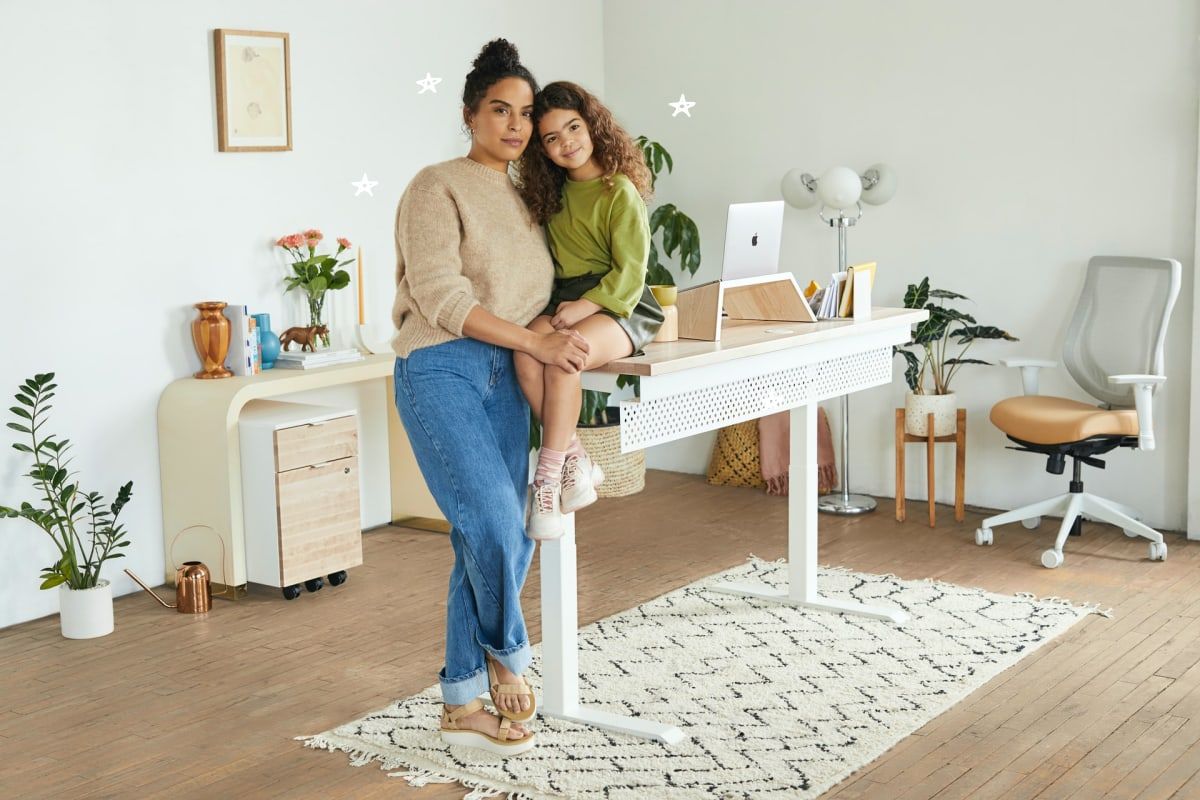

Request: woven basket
left=706, top=419, right=767, bottom=488
left=577, top=419, right=645, bottom=498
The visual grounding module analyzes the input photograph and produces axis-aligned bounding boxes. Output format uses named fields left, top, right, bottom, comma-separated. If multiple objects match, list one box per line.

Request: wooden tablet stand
left=674, top=274, right=817, bottom=341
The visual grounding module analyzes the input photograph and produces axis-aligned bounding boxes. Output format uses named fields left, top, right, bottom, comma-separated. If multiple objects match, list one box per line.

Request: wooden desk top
left=595, top=307, right=927, bottom=377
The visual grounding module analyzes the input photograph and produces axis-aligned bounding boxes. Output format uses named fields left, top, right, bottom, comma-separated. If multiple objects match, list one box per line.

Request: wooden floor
left=3, top=470, right=1200, bottom=799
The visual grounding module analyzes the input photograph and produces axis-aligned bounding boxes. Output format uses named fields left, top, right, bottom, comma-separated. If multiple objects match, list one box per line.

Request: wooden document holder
left=675, top=274, right=817, bottom=341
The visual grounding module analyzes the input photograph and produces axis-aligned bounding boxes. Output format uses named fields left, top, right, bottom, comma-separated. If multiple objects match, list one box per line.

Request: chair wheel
left=1124, top=529, right=1140, bottom=538
left=1041, top=549, right=1064, bottom=569
left=1021, top=516, right=1041, bottom=530
left=975, top=528, right=993, bottom=546
left=1150, top=541, right=1168, bottom=561
left=327, top=570, right=348, bottom=586
left=282, top=585, right=302, bottom=600
left=304, top=577, right=324, bottom=593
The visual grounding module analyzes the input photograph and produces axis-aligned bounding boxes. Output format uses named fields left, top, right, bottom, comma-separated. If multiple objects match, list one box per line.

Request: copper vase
left=192, top=301, right=233, bottom=379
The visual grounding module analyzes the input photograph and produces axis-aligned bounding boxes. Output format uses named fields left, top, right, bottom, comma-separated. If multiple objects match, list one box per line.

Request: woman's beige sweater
left=391, top=157, right=554, bottom=357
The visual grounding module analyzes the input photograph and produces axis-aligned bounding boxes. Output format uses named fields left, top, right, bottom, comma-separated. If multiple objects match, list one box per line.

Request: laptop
left=719, top=200, right=785, bottom=282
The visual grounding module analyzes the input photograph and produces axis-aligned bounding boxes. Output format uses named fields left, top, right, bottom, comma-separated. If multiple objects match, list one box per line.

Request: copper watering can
left=125, top=562, right=212, bottom=614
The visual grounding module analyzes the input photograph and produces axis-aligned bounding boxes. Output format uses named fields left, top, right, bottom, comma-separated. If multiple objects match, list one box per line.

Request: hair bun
left=472, top=38, right=521, bottom=72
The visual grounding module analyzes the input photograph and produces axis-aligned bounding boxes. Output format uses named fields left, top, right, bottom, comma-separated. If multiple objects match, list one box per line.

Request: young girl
left=516, top=81, right=664, bottom=540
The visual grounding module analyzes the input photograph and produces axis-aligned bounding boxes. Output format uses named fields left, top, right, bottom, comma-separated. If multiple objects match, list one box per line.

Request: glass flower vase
left=306, top=294, right=331, bottom=349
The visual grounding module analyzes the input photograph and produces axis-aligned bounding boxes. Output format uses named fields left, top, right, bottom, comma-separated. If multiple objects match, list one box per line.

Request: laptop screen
left=720, top=201, right=785, bottom=282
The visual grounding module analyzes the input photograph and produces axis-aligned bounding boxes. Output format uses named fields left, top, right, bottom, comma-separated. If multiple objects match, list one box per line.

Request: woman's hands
left=551, top=298, right=602, bottom=331
left=532, top=329, right=591, bottom=372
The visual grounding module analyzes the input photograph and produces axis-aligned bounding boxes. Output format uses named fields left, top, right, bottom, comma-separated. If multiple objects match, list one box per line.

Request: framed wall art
left=214, top=29, right=292, bottom=152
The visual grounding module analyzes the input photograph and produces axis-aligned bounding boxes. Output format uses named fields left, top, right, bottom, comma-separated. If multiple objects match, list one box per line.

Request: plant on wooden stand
left=0, top=373, right=133, bottom=638
left=893, top=277, right=1018, bottom=436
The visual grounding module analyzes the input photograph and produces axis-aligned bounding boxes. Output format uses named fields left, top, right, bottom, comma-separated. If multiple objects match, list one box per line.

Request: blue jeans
left=393, top=338, right=534, bottom=705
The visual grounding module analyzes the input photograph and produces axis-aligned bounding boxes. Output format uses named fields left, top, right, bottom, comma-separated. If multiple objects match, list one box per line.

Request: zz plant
left=893, top=277, right=1018, bottom=395
left=0, top=373, right=132, bottom=589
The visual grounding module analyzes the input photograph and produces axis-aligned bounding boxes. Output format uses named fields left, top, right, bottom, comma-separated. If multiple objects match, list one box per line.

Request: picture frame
left=214, top=29, right=292, bottom=152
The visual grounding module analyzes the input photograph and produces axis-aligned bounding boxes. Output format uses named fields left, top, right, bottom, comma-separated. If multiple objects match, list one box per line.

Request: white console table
left=539, top=307, right=927, bottom=744
left=157, top=353, right=441, bottom=593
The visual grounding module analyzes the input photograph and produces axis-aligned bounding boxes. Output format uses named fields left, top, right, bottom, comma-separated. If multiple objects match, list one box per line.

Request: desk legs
left=538, top=511, right=685, bottom=744
left=712, top=403, right=909, bottom=625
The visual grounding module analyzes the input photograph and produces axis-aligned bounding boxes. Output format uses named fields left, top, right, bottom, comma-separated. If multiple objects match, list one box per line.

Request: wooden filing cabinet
left=239, top=400, right=364, bottom=600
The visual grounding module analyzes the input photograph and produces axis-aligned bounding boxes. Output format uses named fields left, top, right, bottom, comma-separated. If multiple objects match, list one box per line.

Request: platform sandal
left=440, top=698, right=536, bottom=756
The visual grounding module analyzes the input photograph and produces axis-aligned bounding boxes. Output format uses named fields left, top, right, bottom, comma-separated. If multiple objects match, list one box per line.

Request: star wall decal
left=668, top=94, right=696, bottom=118
left=416, top=73, right=442, bottom=94
left=351, top=173, right=379, bottom=197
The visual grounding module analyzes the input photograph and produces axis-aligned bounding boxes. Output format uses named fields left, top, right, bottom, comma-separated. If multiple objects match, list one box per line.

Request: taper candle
left=356, top=245, right=365, bottom=325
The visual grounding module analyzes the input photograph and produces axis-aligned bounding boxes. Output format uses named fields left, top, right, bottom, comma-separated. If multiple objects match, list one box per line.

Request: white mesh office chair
left=975, top=255, right=1181, bottom=568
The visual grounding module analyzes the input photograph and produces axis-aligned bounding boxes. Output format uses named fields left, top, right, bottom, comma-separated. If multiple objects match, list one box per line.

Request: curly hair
left=516, top=81, right=652, bottom=225
left=462, top=39, right=539, bottom=117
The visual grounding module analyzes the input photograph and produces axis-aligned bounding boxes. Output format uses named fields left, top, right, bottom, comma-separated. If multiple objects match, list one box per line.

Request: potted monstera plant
left=0, top=373, right=133, bottom=639
left=893, top=278, right=1018, bottom=437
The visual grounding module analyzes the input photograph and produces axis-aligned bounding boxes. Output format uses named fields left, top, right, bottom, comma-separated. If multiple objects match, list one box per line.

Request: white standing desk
left=538, top=307, right=927, bottom=744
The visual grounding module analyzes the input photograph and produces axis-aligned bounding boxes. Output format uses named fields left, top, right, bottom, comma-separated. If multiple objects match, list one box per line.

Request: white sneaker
left=561, top=454, right=604, bottom=514
left=527, top=482, right=564, bottom=541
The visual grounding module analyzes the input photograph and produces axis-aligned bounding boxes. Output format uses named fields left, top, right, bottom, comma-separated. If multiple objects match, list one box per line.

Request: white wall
left=0, top=0, right=604, bottom=629
left=611, top=0, right=1199, bottom=532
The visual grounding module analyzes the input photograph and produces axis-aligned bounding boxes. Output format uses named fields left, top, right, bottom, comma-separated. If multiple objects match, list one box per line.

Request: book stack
left=224, top=303, right=262, bottom=376
left=814, top=261, right=877, bottom=320
left=274, top=348, right=364, bottom=370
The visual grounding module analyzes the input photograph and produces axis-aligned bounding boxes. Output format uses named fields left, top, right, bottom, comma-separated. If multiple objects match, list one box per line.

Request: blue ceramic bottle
left=253, top=313, right=281, bottom=369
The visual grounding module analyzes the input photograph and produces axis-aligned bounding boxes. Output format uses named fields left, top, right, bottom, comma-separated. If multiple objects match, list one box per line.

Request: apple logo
left=751, top=233, right=759, bottom=246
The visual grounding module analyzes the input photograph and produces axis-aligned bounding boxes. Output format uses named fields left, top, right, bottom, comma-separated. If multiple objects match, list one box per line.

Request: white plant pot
left=58, top=580, right=114, bottom=639
left=904, top=391, right=958, bottom=437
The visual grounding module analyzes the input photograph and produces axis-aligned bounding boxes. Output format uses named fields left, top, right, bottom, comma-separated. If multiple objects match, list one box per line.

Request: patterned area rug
left=299, top=557, right=1106, bottom=799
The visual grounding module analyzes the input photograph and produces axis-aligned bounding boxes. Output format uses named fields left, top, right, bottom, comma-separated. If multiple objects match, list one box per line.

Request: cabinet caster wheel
left=282, top=585, right=302, bottom=600
left=1021, top=516, right=1041, bottom=530
left=327, top=570, right=348, bottom=586
left=304, top=577, right=324, bottom=593
left=1041, top=549, right=1064, bottom=569
left=975, top=528, right=993, bottom=546
left=1149, top=541, right=1168, bottom=561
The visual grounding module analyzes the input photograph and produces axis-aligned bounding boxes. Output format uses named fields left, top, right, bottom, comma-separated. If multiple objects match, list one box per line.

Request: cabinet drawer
left=275, top=455, right=363, bottom=585
left=273, top=414, right=357, bottom=473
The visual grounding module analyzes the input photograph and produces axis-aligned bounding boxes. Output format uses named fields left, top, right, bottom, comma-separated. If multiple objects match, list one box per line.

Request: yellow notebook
left=838, top=261, right=877, bottom=318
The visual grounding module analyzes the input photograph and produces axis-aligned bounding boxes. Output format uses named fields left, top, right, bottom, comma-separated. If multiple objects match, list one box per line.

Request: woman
left=391, top=39, right=588, bottom=756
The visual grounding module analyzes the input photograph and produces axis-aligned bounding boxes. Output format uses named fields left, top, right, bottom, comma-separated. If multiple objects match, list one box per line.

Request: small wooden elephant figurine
left=279, top=325, right=329, bottom=352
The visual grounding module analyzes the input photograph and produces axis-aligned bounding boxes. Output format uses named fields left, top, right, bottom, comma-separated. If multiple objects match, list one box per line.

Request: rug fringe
left=296, top=733, right=541, bottom=800
left=390, top=767, right=458, bottom=786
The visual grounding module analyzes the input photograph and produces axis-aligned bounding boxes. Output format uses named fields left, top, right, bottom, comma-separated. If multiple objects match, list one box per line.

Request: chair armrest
left=999, top=358, right=1059, bottom=396
left=1108, top=374, right=1166, bottom=451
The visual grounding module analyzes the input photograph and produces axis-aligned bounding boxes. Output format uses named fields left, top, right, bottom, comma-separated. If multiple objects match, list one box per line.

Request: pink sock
left=535, top=447, right=567, bottom=486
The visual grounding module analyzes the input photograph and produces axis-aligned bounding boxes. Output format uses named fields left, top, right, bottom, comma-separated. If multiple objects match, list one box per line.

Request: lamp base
left=818, top=492, right=877, bottom=515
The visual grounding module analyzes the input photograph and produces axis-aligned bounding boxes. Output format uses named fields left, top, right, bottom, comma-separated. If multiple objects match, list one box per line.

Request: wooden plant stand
left=895, top=408, right=966, bottom=527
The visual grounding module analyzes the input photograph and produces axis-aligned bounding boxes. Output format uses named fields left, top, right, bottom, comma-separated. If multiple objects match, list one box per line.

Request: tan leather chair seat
left=990, top=396, right=1138, bottom=445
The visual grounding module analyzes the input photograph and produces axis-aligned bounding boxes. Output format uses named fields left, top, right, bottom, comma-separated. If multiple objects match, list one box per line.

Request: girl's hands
left=533, top=329, right=590, bottom=372
left=551, top=298, right=602, bottom=331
